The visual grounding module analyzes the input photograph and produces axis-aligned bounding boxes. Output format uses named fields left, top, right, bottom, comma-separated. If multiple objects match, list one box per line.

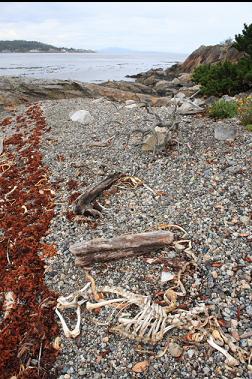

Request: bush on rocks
left=191, top=23, right=252, bottom=97
left=208, top=99, right=238, bottom=119
left=237, top=95, right=252, bottom=126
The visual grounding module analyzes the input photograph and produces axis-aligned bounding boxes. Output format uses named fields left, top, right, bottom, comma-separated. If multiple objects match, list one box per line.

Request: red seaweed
left=0, top=103, right=59, bottom=378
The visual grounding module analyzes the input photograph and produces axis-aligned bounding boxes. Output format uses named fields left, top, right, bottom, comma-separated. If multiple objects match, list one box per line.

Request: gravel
left=37, top=97, right=251, bottom=378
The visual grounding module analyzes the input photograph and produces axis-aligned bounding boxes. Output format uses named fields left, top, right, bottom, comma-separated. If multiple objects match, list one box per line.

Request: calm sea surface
left=0, top=52, right=187, bottom=83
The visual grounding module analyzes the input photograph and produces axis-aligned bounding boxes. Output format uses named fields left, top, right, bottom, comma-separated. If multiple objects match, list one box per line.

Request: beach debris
left=55, top=282, right=91, bottom=339
left=116, top=175, right=144, bottom=189
left=69, top=110, right=94, bottom=125
left=56, top=258, right=250, bottom=369
left=88, top=135, right=116, bottom=148
left=73, top=172, right=123, bottom=216
left=2, top=291, right=16, bottom=319
left=0, top=137, right=3, bottom=155
left=70, top=230, right=174, bottom=266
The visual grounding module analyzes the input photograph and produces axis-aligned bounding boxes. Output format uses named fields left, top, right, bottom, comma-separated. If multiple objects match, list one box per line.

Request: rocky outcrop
left=0, top=76, right=172, bottom=108
left=126, top=43, right=246, bottom=93
left=100, top=80, right=155, bottom=95
left=179, top=44, right=246, bottom=73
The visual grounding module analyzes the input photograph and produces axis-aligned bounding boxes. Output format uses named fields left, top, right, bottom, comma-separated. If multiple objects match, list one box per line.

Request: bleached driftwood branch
left=70, top=230, right=174, bottom=266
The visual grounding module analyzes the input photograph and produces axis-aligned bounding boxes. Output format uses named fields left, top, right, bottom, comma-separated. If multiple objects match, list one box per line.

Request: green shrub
left=208, top=99, right=238, bottom=119
left=192, top=23, right=252, bottom=97
left=246, top=124, right=252, bottom=131
left=233, top=23, right=252, bottom=58
left=192, top=60, right=251, bottom=96
left=237, top=96, right=252, bottom=125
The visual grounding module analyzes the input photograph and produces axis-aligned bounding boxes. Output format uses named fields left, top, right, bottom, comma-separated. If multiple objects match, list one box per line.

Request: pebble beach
left=34, top=97, right=252, bottom=378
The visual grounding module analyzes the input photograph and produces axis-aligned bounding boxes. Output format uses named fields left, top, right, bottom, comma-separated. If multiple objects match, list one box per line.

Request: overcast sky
left=0, top=2, right=251, bottom=53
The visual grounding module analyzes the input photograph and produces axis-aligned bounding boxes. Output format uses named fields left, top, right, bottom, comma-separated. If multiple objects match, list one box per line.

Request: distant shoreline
left=0, top=51, right=96, bottom=54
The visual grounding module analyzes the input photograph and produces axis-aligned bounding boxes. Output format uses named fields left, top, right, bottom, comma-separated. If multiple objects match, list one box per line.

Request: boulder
left=142, top=75, right=158, bottom=86
left=177, top=99, right=203, bottom=114
left=154, top=80, right=176, bottom=96
left=214, top=125, right=237, bottom=141
left=70, top=110, right=94, bottom=125
left=142, top=126, right=168, bottom=152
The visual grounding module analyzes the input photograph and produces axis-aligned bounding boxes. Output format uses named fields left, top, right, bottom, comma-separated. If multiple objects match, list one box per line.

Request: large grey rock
left=142, top=126, right=168, bottom=152
left=178, top=99, right=203, bottom=114
left=154, top=81, right=176, bottom=96
left=69, top=110, right=94, bottom=125
left=214, top=125, right=237, bottom=141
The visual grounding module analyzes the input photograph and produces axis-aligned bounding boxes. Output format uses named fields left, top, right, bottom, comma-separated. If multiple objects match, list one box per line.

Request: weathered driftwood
left=74, top=172, right=123, bottom=216
left=0, top=137, right=3, bottom=155
left=70, top=230, right=174, bottom=266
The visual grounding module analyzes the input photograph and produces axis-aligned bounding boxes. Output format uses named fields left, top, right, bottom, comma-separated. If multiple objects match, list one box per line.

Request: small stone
left=212, top=271, right=218, bottom=279
left=245, top=305, right=252, bottom=317
left=187, top=349, right=195, bottom=358
left=64, top=375, right=71, bottom=379
left=168, top=342, right=183, bottom=357
left=203, top=367, right=210, bottom=375
left=240, top=216, right=250, bottom=226
left=226, top=270, right=234, bottom=276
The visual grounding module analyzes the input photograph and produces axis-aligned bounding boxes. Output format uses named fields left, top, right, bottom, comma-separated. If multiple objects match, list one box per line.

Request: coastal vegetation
left=192, top=23, right=252, bottom=96
left=208, top=99, right=238, bottom=119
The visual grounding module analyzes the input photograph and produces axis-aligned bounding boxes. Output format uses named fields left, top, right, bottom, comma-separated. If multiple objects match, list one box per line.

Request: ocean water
left=0, top=52, right=187, bottom=83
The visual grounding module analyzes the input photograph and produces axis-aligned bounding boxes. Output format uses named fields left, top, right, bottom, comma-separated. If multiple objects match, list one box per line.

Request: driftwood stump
left=70, top=230, right=174, bottom=266
left=74, top=172, right=123, bottom=216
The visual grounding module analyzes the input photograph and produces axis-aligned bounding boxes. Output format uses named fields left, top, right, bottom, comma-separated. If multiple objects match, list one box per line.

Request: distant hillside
left=0, top=40, right=95, bottom=53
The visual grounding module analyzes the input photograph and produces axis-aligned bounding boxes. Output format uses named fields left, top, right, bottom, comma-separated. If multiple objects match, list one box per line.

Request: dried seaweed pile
left=0, top=104, right=59, bottom=379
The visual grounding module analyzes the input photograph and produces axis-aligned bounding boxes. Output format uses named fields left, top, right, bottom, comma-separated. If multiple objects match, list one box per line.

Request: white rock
left=214, top=125, right=237, bottom=141
left=125, top=103, right=138, bottom=109
left=69, top=110, right=94, bottom=125
left=161, top=271, right=175, bottom=283
left=125, top=100, right=136, bottom=105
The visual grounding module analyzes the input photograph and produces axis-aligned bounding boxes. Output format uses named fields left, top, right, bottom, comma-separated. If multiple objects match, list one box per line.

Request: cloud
left=0, top=2, right=251, bottom=53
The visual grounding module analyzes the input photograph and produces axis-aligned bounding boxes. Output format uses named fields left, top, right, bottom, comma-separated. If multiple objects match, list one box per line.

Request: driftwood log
left=70, top=230, right=174, bottom=266
left=74, top=172, right=123, bottom=216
